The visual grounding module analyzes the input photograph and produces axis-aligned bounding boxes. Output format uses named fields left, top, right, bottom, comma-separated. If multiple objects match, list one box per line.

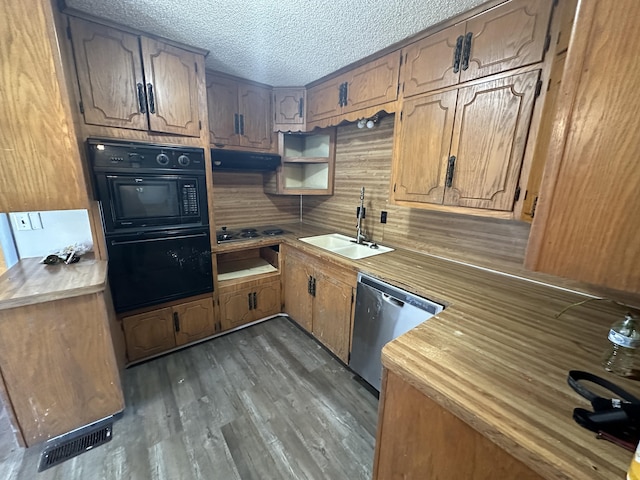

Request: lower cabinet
left=283, top=245, right=356, bottom=363
left=218, top=277, right=281, bottom=331
left=374, top=370, right=544, bottom=479
left=122, top=297, right=215, bottom=362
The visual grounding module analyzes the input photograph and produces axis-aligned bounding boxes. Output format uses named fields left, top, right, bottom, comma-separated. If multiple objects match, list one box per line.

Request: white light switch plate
left=28, top=212, right=43, bottom=230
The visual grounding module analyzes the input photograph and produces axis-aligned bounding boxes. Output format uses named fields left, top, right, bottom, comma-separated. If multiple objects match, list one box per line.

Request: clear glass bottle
left=602, top=313, right=640, bottom=377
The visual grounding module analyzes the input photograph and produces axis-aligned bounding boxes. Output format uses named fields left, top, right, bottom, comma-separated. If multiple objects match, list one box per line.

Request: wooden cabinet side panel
left=0, top=295, right=124, bottom=446
left=374, top=371, right=543, bottom=480
left=141, top=37, right=201, bottom=137
left=282, top=248, right=314, bottom=332
left=402, top=24, right=466, bottom=97
left=391, top=90, right=457, bottom=204
left=0, top=0, right=89, bottom=212
left=68, top=17, right=148, bottom=131
left=344, top=51, right=401, bottom=113
left=122, top=307, right=176, bottom=362
left=207, top=74, right=240, bottom=146
left=461, top=0, right=553, bottom=83
left=526, top=0, right=640, bottom=293
left=173, top=297, right=215, bottom=346
left=239, top=84, right=273, bottom=150
left=445, top=70, right=539, bottom=210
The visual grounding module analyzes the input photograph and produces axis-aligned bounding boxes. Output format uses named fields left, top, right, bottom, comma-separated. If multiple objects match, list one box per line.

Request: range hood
left=211, top=149, right=281, bottom=171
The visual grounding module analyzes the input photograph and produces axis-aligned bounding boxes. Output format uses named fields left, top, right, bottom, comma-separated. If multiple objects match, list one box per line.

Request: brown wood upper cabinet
left=207, top=73, right=272, bottom=150
left=392, top=70, right=540, bottom=212
left=273, top=87, right=306, bottom=132
left=68, top=16, right=202, bottom=137
left=307, top=51, right=401, bottom=123
left=402, top=0, right=553, bottom=97
left=283, top=245, right=355, bottom=363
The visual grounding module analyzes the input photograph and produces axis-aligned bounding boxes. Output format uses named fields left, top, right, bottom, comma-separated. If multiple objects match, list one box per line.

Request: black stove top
left=216, top=226, right=289, bottom=243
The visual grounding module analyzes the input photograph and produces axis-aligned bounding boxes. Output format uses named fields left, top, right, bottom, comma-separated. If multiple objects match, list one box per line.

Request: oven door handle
left=110, top=232, right=208, bottom=246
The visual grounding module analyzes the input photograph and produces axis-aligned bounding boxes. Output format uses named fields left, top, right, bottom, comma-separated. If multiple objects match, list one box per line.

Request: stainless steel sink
left=298, top=234, right=394, bottom=259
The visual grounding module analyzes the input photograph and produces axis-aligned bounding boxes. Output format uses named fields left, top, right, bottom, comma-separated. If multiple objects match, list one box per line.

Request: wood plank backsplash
left=302, top=116, right=532, bottom=270
left=211, top=172, right=299, bottom=228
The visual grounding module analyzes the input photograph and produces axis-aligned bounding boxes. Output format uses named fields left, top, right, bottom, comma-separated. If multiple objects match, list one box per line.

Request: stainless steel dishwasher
left=349, top=273, right=443, bottom=392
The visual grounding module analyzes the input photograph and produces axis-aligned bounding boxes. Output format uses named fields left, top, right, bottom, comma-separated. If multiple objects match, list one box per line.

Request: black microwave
left=88, top=139, right=209, bottom=235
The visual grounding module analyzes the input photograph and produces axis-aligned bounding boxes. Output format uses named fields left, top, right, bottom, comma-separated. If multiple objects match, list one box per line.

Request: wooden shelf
left=282, top=156, right=330, bottom=164
left=218, top=257, right=278, bottom=281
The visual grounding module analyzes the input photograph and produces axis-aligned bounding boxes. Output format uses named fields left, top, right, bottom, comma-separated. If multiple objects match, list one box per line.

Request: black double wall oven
left=88, top=139, right=213, bottom=313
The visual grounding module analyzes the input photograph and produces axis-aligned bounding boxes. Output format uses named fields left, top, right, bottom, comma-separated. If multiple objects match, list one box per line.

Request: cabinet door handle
left=248, top=293, right=253, bottom=310
left=137, top=83, right=147, bottom=113
left=146, top=83, right=156, bottom=113
left=298, top=98, right=304, bottom=118
left=343, top=83, right=348, bottom=107
left=234, top=113, right=239, bottom=134
left=338, top=83, right=344, bottom=107
left=453, top=35, right=464, bottom=74
left=173, top=311, right=180, bottom=332
left=252, top=292, right=257, bottom=310
left=308, top=275, right=313, bottom=295
left=239, top=114, right=245, bottom=135
left=311, top=277, right=317, bottom=297
left=462, top=32, right=473, bottom=71
left=446, top=155, right=456, bottom=188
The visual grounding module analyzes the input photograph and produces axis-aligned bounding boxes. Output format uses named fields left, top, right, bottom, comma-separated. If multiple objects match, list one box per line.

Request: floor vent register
left=38, top=422, right=113, bottom=472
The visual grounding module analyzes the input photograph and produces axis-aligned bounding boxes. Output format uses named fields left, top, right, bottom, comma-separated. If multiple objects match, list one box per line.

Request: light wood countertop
left=246, top=222, right=639, bottom=479
left=0, top=256, right=107, bottom=311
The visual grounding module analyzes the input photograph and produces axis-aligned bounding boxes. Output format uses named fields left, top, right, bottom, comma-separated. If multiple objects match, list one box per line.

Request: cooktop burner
left=216, top=225, right=289, bottom=243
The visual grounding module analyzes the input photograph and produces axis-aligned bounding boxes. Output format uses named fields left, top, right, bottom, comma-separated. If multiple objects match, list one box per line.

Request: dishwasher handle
left=382, top=293, right=404, bottom=308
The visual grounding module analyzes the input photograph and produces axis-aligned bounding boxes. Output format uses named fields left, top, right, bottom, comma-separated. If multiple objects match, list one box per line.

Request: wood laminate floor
left=0, top=317, right=379, bottom=480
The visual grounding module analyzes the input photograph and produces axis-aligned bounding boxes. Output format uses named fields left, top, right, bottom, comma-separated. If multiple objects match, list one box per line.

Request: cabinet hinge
left=400, top=111, right=403, bottom=122
left=531, top=196, right=539, bottom=218
left=535, top=80, right=543, bottom=98
left=195, top=62, right=198, bottom=73
left=514, top=186, right=521, bottom=202
left=66, top=25, right=72, bottom=40
left=399, top=51, right=403, bottom=66
left=79, top=100, right=84, bottom=114
left=199, top=120, right=202, bottom=130
left=397, top=82, right=400, bottom=96
left=351, top=291, right=354, bottom=304
left=393, top=183, right=397, bottom=193
left=543, top=34, right=551, bottom=54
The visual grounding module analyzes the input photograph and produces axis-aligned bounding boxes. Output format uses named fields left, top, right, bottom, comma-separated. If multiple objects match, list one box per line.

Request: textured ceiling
left=65, top=0, right=487, bottom=86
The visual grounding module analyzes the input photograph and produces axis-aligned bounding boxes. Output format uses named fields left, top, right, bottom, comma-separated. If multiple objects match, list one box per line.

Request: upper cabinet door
left=238, top=84, right=272, bottom=150
left=444, top=70, right=539, bottom=210
left=140, top=37, right=201, bottom=137
left=344, top=51, right=402, bottom=113
left=392, top=90, right=457, bottom=204
left=207, top=75, right=240, bottom=146
left=273, top=87, right=305, bottom=131
left=460, top=0, right=552, bottom=83
left=307, top=75, right=347, bottom=123
left=402, top=24, right=466, bottom=98
left=69, top=17, right=148, bottom=131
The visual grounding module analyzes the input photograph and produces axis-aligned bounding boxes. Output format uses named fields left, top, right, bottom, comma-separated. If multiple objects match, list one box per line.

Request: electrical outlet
left=380, top=211, right=387, bottom=224
left=14, top=213, right=32, bottom=231
left=28, top=212, right=43, bottom=230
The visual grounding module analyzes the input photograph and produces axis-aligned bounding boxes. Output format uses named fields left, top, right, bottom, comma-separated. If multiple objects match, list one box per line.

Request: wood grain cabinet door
left=122, top=307, right=176, bottom=362
left=344, top=51, right=402, bottom=114
left=173, top=298, right=215, bottom=346
left=252, top=279, right=281, bottom=320
left=445, top=70, right=539, bottom=210
left=68, top=17, right=148, bottom=131
left=219, top=284, right=258, bottom=331
left=207, top=75, right=240, bottom=146
left=307, top=75, right=347, bottom=123
left=273, top=87, right=305, bottom=131
left=239, top=84, right=272, bottom=150
left=283, top=250, right=314, bottom=332
left=311, top=270, right=353, bottom=364
left=391, top=89, right=458, bottom=205
left=402, top=23, right=466, bottom=97
left=459, top=0, right=553, bottom=83
left=140, top=37, right=201, bottom=137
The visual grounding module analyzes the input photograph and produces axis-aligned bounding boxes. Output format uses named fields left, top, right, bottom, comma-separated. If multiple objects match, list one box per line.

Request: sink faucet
left=355, top=187, right=368, bottom=244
